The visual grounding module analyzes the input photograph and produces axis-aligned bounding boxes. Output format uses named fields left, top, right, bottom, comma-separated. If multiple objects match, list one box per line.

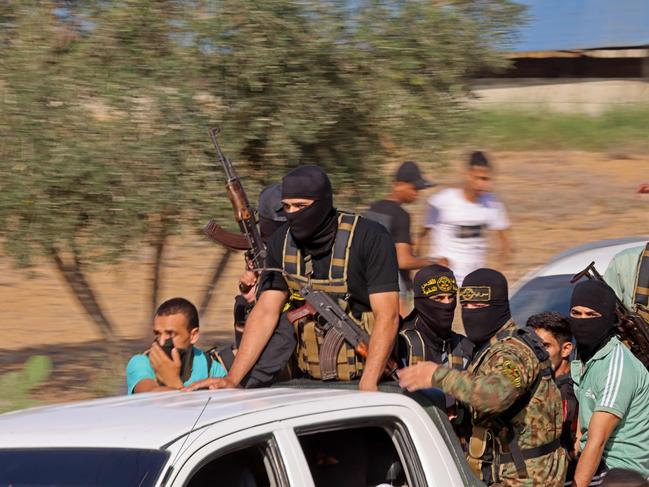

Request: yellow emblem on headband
left=421, top=275, right=458, bottom=295
left=437, top=275, right=457, bottom=293
left=459, top=286, right=491, bottom=302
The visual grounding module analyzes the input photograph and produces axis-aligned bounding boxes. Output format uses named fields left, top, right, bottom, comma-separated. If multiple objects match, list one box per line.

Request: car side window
left=186, top=436, right=286, bottom=487
left=297, top=419, right=424, bottom=487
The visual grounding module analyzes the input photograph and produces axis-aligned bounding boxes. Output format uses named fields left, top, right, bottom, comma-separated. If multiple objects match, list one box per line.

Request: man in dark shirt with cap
left=367, top=161, right=434, bottom=315
left=190, top=165, right=400, bottom=391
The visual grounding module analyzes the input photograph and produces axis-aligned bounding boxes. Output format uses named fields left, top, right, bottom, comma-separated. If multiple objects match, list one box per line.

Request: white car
left=0, top=384, right=483, bottom=487
left=510, top=236, right=649, bottom=325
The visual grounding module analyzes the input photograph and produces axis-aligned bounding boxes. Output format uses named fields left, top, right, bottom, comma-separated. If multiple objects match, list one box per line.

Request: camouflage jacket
left=431, top=320, right=567, bottom=486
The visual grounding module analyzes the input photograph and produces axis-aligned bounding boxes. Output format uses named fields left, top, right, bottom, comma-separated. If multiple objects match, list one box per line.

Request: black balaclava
left=413, top=265, right=458, bottom=339
left=569, top=280, right=617, bottom=362
left=282, top=165, right=337, bottom=257
left=257, top=182, right=287, bottom=242
left=460, top=268, right=511, bottom=346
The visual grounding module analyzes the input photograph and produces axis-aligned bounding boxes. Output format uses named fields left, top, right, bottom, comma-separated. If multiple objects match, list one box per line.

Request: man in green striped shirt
left=569, top=280, right=649, bottom=486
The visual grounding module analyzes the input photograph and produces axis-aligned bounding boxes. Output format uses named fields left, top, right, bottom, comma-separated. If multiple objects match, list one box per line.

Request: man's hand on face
left=182, top=376, right=238, bottom=391
left=398, top=361, right=440, bottom=392
left=149, top=342, right=183, bottom=389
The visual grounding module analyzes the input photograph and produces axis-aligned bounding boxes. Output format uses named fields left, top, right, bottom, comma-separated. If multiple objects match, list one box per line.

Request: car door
left=163, top=404, right=467, bottom=487
left=279, top=404, right=467, bottom=487
left=163, top=422, right=313, bottom=487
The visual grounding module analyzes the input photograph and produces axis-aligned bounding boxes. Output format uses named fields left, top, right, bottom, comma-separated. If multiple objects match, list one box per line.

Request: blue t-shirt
left=126, top=347, right=226, bottom=394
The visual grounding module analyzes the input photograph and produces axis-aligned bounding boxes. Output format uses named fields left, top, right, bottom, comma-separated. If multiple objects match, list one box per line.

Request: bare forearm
left=362, top=311, right=398, bottom=386
left=497, top=231, right=511, bottom=266
left=398, top=253, right=433, bottom=271
left=133, top=379, right=180, bottom=394
left=573, top=441, right=606, bottom=487
left=416, top=229, right=430, bottom=256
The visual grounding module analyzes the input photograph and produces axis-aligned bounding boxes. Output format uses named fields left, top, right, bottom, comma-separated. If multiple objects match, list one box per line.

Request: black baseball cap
left=395, top=161, right=434, bottom=190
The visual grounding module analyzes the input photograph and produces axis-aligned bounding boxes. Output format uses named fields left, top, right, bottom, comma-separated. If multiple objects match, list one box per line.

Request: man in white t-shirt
left=419, top=151, right=511, bottom=284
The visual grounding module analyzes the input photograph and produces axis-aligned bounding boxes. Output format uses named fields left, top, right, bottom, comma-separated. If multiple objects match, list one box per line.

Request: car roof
left=512, top=236, right=648, bottom=292
left=0, top=388, right=416, bottom=450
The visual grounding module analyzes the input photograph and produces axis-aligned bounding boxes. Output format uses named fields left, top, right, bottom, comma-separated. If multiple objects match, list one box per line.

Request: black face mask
left=414, top=298, right=455, bottom=339
left=462, top=305, right=510, bottom=345
left=460, top=268, right=511, bottom=346
left=568, top=316, right=614, bottom=362
left=285, top=199, right=335, bottom=243
left=569, top=280, right=617, bottom=362
left=282, top=166, right=336, bottom=256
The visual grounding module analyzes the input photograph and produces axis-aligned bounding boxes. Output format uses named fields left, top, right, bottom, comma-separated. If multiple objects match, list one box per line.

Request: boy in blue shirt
left=126, top=297, right=226, bottom=394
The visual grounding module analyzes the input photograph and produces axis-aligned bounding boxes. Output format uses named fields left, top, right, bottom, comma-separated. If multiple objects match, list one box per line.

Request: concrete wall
left=470, top=78, right=649, bottom=115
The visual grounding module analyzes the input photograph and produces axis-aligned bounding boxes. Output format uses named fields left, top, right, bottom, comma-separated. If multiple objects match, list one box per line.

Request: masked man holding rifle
left=189, top=165, right=400, bottom=392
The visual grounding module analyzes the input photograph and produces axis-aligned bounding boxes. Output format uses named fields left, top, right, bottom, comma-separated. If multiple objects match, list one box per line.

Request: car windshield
left=0, top=448, right=168, bottom=487
left=510, top=274, right=576, bottom=325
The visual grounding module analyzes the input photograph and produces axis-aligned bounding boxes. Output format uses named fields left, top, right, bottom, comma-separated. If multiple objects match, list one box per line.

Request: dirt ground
left=1, top=150, right=648, bottom=406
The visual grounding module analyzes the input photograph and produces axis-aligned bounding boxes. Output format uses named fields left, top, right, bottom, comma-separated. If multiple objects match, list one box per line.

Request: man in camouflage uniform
left=399, top=268, right=567, bottom=486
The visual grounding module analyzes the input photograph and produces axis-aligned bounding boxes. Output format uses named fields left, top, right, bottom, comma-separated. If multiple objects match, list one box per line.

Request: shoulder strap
left=205, top=350, right=213, bottom=376
left=330, top=212, right=358, bottom=280
left=448, top=335, right=468, bottom=371
left=282, top=212, right=360, bottom=296
left=400, top=328, right=426, bottom=365
left=633, top=243, right=649, bottom=307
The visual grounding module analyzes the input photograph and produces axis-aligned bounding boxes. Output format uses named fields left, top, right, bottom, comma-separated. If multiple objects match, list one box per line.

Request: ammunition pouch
left=467, top=426, right=497, bottom=484
left=292, top=309, right=375, bottom=380
left=468, top=427, right=560, bottom=484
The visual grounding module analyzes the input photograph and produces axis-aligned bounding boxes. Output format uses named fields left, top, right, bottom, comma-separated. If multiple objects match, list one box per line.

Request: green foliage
left=0, top=1, right=523, bottom=342
left=0, top=0, right=523, bottom=267
left=469, top=108, right=649, bottom=152
left=0, top=356, right=53, bottom=413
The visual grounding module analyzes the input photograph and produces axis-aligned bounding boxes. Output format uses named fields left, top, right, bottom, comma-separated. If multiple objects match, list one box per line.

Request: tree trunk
left=198, top=249, right=233, bottom=318
left=150, top=228, right=167, bottom=320
left=49, top=246, right=121, bottom=358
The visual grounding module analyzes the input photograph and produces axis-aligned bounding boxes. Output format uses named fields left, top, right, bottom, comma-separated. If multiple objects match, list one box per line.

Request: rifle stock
left=203, top=220, right=250, bottom=250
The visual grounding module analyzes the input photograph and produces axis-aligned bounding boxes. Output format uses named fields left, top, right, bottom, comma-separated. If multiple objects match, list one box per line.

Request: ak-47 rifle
left=287, top=283, right=399, bottom=381
left=571, top=261, right=649, bottom=369
left=203, top=128, right=266, bottom=287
